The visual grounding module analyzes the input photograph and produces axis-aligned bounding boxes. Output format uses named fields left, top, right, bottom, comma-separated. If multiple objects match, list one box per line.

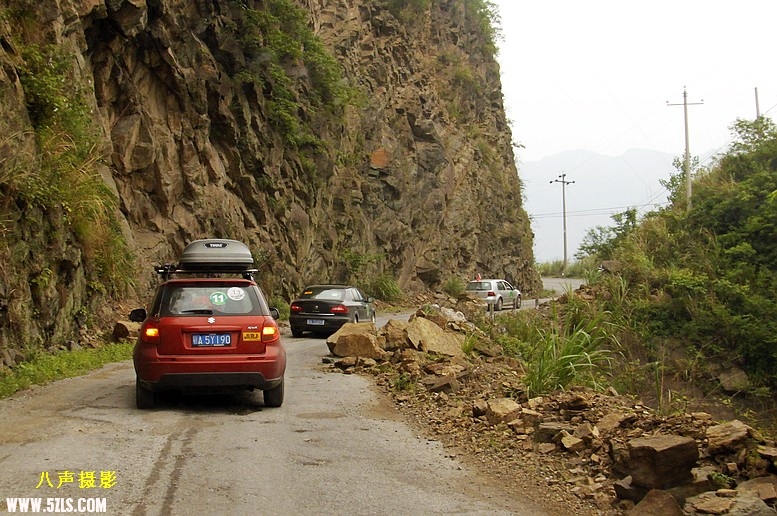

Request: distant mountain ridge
left=519, top=148, right=679, bottom=262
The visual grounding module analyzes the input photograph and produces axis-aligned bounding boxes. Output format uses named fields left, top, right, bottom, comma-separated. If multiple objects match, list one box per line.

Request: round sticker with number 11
left=209, top=292, right=227, bottom=306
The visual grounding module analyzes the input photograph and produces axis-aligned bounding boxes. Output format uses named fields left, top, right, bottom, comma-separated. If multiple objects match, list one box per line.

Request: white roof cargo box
left=178, top=239, right=254, bottom=271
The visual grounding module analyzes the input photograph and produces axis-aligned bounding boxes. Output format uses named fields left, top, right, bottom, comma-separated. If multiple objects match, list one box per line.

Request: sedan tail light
left=290, top=302, right=303, bottom=313
left=330, top=304, right=348, bottom=314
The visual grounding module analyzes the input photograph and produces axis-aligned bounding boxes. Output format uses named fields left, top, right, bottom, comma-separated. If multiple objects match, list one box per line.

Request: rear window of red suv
left=152, top=280, right=270, bottom=317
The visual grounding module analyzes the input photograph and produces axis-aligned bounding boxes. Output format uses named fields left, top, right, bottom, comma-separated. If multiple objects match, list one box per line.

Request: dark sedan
left=289, top=284, right=376, bottom=337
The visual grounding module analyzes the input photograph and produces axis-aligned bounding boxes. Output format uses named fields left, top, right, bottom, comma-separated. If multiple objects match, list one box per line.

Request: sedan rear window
left=300, top=287, right=345, bottom=301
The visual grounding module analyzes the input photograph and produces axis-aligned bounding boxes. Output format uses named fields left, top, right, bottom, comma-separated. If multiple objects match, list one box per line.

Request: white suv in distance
left=465, top=279, right=522, bottom=310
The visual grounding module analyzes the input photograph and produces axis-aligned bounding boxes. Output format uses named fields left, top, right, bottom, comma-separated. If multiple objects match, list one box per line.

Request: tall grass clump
left=522, top=325, right=613, bottom=397
left=515, top=299, right=620, bottom=397
left=368, top=274, right=403, bottom=303
left=442, top=276, right=466, bottom=297
left=37, top=132, right=135, bottom=296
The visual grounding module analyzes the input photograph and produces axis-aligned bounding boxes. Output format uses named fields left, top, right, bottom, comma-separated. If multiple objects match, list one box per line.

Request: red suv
left=129, top=239, right=286, bottom=409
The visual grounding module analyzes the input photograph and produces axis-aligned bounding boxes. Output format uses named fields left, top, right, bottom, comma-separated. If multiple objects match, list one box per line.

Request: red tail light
left=330, top=304, right=348, bottom=314
left=262, top=324, right=279, bottom=343
left=290, top=302, right=302, bottom=313
left=140, top=322, right=160, bottom=344
left=487, top=291, right=496, bottom=297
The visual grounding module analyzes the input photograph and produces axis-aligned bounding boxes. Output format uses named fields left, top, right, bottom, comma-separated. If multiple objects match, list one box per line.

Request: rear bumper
left=140, top=372, right=283, bottom=393
left=289, top=314, right=349, bottom=333
left=134, top=345, right=286, bottom=393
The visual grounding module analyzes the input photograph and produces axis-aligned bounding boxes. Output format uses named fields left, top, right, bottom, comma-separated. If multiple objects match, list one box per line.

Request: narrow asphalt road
left=0, top=278, right=586, bottom=515
left=0, top=334, right=547, bottom=515
left=540, top=276, right=584, bottom=298
left=515, top=276, right=584, bottom=309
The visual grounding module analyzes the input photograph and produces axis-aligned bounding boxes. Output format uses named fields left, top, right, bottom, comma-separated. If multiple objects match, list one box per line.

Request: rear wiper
left=181, top=309, right=214, bottom=314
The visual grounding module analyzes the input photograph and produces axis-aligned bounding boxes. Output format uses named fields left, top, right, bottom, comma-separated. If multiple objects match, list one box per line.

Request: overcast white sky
left=490, top=1, right=777, bottom=263
left=492, top=1, right=777, bottom=163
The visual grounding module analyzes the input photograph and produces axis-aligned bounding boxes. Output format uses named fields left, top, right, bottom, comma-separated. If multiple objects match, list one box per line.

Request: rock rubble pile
left=322, top=297, right=777, bottom=515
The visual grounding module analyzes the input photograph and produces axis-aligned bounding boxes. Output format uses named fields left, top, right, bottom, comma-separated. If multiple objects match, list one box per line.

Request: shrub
left=340, top=249, right=382, bottom=283
left=391, top=372, right=415, bottom=392
left=441, top=276, right=466, bottom=297
left=368, top=274, right=403, bottom=303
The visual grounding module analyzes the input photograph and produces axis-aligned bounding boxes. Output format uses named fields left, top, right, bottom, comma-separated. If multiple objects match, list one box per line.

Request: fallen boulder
left=627, top=435, right=699, bottom=489
left=326, top=322, right=388, bottom=360
left=628, top=488, right=684, bottom=515
left=380, top=318, right=412, bottom=351
left=706, top=420, right=753, bottom=454
left=484, top=397, right=522, bottom=425
left=406, top=316, right=465, bottom=357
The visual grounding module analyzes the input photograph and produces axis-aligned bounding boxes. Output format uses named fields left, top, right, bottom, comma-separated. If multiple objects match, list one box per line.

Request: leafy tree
left=660, top=155, right=702, bottom=206
left=728, top=116, right=777, bottom=156
left=575, top=208, right=637, bottom=260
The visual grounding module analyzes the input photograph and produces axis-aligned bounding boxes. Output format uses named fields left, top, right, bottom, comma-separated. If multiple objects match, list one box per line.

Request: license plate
left=192, top=333, right=231, bottom=346
left=307, top=319, right=325, bottom=326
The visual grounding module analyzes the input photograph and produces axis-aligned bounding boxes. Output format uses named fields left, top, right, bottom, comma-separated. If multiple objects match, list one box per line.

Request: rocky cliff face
left=0, top=0, right=538, bottom=355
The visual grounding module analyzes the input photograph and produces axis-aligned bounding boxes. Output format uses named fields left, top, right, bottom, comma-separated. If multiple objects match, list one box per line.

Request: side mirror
left=129, top=308, right=147, bottom=322
left=269, top=307, right=280, bottom=320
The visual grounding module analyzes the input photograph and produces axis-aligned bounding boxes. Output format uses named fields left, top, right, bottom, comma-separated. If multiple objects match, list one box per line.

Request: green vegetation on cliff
left=230, top=0, right=350, bottom=149
left=387, top=0, right=500, bottom=54
left=11, top=42, right=134, bottom=298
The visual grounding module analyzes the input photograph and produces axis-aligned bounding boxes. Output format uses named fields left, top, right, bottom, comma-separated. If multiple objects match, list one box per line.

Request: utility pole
left=667, top=87, right=703, bottom=211
left=550, top=173, right=574, bottom=275
left=755, top=87, right=761, bottom=118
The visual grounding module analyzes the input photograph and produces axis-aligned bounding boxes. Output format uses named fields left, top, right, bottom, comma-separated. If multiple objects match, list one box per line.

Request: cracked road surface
left=0, top=332, right=547, bottom=515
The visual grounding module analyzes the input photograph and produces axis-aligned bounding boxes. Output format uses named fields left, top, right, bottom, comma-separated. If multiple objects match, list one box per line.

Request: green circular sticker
left=209, top=292, right=227, bottom=306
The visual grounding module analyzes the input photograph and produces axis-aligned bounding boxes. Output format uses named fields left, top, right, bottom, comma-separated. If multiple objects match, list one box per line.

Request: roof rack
left=154, top=264, right=258, bottom=281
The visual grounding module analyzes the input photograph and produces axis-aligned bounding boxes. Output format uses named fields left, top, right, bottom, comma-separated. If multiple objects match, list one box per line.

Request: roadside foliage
left=550, top=117, right=777, bottom=422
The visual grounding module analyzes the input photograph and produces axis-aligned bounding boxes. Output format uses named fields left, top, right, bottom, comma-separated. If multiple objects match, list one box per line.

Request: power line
left=532, top=196, right=671, bottom=219
left=531, top=201, right=669, bottom=220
